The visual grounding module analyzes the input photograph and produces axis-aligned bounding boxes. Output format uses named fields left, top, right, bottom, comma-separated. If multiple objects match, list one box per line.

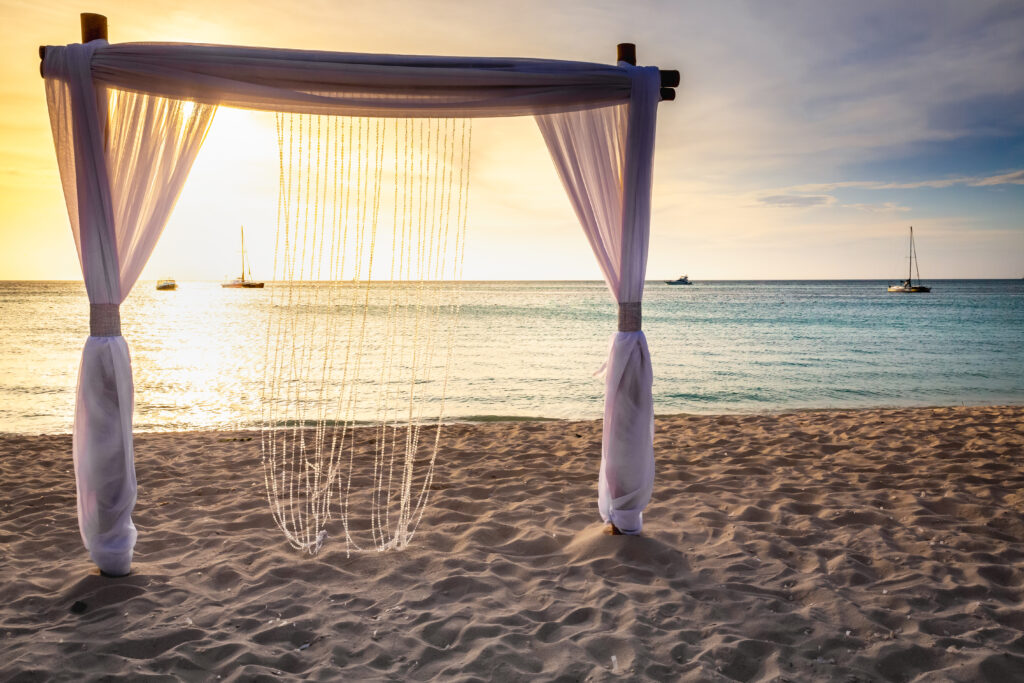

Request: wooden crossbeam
left=40, top=17, right=680, bottom=105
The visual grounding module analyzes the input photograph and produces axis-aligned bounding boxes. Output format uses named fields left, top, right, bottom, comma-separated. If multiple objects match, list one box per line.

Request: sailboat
left=221, top=225, right=264, bottom=289
left=887, top=226, right=930, bottom=293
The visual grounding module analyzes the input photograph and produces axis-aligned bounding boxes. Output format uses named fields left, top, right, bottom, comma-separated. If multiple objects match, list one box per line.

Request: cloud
left=753, top=166, right=1021, bottom=213
left=757, top=194, right=835, bottom=208
left=754, top=192, right=909, bottom=213
left=842, top=202, right=911, bottom=213
left=779, top=168, right=1024, bottom=194
left=970, top=169, right=1024, bottom=186
left=663, top=3, right=1024, bottom=186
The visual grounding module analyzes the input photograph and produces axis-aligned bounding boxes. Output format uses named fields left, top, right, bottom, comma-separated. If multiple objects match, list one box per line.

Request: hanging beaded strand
left=260, top=112, right=471, bottom=555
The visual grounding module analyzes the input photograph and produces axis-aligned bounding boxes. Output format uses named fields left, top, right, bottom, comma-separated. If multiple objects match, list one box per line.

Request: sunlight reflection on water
left=1, top=279, right=1021, bottom=433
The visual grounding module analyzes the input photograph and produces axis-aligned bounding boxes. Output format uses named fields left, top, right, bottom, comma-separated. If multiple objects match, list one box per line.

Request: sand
left=1, top=405, right=1022, bottom=682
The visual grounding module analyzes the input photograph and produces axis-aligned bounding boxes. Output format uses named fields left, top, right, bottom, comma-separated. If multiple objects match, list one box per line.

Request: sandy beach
left=1, top=405, right=1022, bottom=681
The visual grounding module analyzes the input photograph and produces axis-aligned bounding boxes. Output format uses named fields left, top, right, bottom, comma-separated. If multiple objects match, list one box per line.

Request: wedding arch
left=40, top=13, right=677, bottom=576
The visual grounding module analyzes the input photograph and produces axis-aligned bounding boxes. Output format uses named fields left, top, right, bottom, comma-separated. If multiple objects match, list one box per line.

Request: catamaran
left=887, top=226, right=930, bottom=293
left=221, top=226, right=264, bottom=289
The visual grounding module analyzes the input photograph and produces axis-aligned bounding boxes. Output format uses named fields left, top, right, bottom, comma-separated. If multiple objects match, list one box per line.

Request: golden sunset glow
left=1, top=1, right=1021, bottom=281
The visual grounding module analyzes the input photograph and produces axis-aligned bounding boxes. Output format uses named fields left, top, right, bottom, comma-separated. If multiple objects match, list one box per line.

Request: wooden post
left=660, top=70, right=680, bottom=88
left=81, top=12, right=108, bottom=42
left=619, top=43, right=678, bottom=102
left=40, top=12, right=108, bottom=77
left=617, top=43, right=637, bottom=66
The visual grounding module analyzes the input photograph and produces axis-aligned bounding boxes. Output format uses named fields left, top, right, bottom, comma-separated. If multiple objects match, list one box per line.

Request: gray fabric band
left=90, top=304, right=121, bottom=337
left=617, top=301, right=642, bottom=332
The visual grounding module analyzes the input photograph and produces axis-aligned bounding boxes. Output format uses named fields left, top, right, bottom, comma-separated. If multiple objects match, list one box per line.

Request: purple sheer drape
left=536, top=66, right=660, bottom=532
left=45, top=41, right=214, bottom=575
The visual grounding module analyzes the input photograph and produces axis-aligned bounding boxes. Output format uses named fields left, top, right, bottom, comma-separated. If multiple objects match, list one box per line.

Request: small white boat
left=156, top=279, right=177, bottom=291
left=665, top=274, right=692, bottom=285
left=221, top=226, right=264, bottom=289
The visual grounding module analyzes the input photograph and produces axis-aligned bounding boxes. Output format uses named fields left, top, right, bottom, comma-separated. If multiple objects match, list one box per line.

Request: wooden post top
left=617, top=43, right=637, bottom=66
left=40, top=12, right=107, bottom=76
left=81, top=12, right=108, bottom=42
left=617, top=43, right=678, bottom=102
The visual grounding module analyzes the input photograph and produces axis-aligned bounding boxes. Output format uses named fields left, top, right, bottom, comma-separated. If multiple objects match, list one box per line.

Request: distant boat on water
left=156, top=279, right=177, bottom=291
left=888, top=226, right=930, bottom=293
left=665, top=274, right=692, bottom=285
left=221, top=226, right=264, bottom=289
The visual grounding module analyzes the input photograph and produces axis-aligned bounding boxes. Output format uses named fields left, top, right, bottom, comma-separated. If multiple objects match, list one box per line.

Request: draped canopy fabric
left=48, top=42, right=639, bottom=118
left=43, top=39, right=663, bottom=575
left=536, top=68, right=658, bottom=532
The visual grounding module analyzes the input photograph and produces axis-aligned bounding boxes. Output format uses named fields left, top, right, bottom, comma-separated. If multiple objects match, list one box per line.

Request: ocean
left=1, top=279, right=1021, bottom=434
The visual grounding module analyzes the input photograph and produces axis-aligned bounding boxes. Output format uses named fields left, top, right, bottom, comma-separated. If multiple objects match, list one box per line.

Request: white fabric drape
left=83, top=43, right=634, bottom=118
left=45, top=41, right=215, bottom=575
left=537, top=66, right=660, bottom=533
left=42, top=40, right=662, bottom=572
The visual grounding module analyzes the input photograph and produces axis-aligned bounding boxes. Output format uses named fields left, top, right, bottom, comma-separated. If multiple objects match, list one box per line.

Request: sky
left=0, top=0, right=1022, bottom=281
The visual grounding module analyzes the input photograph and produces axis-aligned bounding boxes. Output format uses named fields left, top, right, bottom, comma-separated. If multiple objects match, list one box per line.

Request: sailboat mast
left=908, top=226, right=913, bottom=284
left=911, top=226, right=922, bottom=285
left=240, top=225, right=245, bottom=281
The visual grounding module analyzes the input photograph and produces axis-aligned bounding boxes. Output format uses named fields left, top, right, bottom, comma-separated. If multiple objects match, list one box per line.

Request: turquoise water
left=0, top=280, right=1021, bottom=433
